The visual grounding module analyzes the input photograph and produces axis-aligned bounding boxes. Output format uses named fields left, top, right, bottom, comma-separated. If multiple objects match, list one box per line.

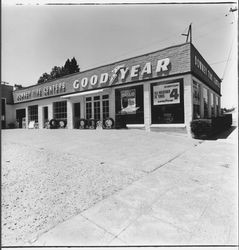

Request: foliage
left=37, top=57, right=80, bottom=84
left=190, top=119, right=212, bottom=138
left=14, top=84, right=23, bottom=89
left=190, top=114, right=232, bottom=139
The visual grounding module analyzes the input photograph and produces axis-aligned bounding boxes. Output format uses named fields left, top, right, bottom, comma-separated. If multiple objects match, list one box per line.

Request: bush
left=8, top=122, right=16, bottom=129
left=212, top=114, right=232, bottom=131
left=190, top=119, right=212, bottom=139
left=191, top=114, right=232, bottom=139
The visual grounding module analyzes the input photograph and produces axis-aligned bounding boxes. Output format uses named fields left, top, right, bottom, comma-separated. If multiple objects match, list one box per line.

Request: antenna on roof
left=181, top=23, right=192, bottom=43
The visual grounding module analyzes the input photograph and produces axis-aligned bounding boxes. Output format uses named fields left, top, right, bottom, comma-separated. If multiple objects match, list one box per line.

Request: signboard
left=14, top=43, right=192, bottom=103
left=28, top=121, right=35, bottom=129
left=16, top=82, right=66, bottom=102
left=120, top=89, right=139, bottom=114
left=191, top=44, right=221, bottom=95
left=73, top=58, right=171, bottom=90
left=153, top=82, right=180, bottom=105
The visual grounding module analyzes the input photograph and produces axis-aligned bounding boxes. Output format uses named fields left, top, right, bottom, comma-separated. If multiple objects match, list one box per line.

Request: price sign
left=153, top=82, right=180, bottom=105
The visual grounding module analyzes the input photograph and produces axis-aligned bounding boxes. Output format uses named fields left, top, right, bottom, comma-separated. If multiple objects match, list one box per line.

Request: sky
left=2, top=1, right=238, bottom=108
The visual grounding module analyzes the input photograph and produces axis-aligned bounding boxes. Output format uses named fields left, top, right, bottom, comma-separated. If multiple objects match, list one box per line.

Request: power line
left=210, top=58, right=236, bottom=66
left=221, top=34, right=236, bottom=80
left=102, top=12, right=234, bottom=66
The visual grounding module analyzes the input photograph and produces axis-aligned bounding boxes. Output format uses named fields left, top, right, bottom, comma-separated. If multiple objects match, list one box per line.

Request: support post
left=143, top=83, right=151, bottom=131
left=67, top=99, right=73, bottom=129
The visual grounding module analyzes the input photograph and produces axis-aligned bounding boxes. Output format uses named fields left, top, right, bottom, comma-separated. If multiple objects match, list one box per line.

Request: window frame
left=85, top=94, right=109, bottom=120
left=53, top=101, right=67, bottom=121
left=151, top=78, right=184, bottom=124
left=28, top=105, right=38, bottom=122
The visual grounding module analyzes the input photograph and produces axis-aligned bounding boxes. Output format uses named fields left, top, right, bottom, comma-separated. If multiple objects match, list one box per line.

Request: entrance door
left=43, top=106, right=48, bottom=127
left=16, top=109, right=26, bottom=128
left=74, top=102, right=81, bottom=128
left=93, top=96, right=101, bottom=120
left=85, top=95, right=110, bottom=121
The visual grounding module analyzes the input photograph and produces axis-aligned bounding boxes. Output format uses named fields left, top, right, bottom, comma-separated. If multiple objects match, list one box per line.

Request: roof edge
left=14, top=42, right=190, bottom=92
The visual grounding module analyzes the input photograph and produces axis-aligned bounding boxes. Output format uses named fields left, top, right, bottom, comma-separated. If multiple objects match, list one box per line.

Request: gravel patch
left=2, top=142, right=143, bottom=246
left=2, top=129, right=197, bottom=246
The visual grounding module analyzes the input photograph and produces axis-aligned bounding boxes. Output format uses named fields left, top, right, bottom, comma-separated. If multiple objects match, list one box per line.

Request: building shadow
left=208, top=126, right=237, bottom=140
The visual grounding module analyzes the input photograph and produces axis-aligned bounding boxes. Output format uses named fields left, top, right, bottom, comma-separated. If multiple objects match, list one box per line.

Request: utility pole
left=181, top=23, right=192, bottom=43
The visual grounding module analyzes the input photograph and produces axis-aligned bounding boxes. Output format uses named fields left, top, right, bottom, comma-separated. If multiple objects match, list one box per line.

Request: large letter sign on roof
left=156, top=58, right=170, bottom=73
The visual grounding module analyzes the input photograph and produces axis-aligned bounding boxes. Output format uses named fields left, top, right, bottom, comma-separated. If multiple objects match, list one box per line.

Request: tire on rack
left=59, top=120, right=67, bottom=128
left=88, top=118, right=97, bottom=129
left=79, top=118, right=87, bottom=129
left=49, top=119, right=58, bottom=129
left=103, top=118, right=114, bottom=129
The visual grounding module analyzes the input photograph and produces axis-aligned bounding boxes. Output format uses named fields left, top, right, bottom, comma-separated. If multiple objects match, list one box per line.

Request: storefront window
left=151, top=79, right=184, bottom=124
left=53, top=101, right=67, bottom=121
left=93, top=96, right=101, bottom=120
left=115, top=85, right=144, bottom=124
left=85, top=95, right=109, bottom=120
left=203, top=88, right=209, bottom=118
left=211, top=92, right=215, bottom=117
left=215, top=96, right=219, bottom=116
left=28, top=105, right=38, bottom=122
left=102, top=95, right=109, bottom=119
left=86, top=97, right=92, bottom=120
left=193, top=81, right=201, bottom=119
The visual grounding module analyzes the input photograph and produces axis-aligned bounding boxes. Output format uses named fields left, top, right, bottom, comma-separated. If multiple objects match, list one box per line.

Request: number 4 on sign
left=170, top=88, right=179, bottom=99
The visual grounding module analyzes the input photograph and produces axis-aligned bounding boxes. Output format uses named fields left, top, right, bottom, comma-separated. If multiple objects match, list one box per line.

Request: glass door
left=85, top=95, right=109, bottom=121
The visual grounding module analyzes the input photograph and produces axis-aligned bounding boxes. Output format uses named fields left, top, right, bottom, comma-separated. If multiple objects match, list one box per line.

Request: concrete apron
left=32, top=139, right=238, bottom=246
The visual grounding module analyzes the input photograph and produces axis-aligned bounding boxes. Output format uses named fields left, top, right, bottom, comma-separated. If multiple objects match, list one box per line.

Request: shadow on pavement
left=208, top=126, right=237, bottom=140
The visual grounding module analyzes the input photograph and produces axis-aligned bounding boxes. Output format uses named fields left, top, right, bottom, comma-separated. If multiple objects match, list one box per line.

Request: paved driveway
left=2, top=129, right=197, bottom=246
left=2, top=129, right=237, bottom=246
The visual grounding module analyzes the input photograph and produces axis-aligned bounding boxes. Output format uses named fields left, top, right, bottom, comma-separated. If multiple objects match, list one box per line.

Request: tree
left=62, top=59, right=71, bottom=76
left=37, top=72, right=52, bottom=84
left=37, top=57, right=80, bottom=84
left=70, top=57, right=80, bottom=74
left=50, top=66, right=63, bottom=79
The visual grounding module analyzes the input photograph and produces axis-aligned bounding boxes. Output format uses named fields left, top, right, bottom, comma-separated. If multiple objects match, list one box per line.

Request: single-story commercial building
left=3, top=42, right=222, bottom=134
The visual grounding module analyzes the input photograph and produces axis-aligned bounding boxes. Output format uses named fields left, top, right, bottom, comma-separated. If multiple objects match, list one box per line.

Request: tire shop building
left=10, top=42, right=221, bottom=134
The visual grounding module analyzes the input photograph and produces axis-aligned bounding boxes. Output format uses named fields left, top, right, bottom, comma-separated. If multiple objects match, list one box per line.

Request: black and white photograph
left=1, top=0, right=238, bottom=248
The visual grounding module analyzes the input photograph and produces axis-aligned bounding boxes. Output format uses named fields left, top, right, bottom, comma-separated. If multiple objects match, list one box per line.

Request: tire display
left=49, top=119, right=58, bottom=129
left=59, top=120, right=67, bottom=128
left=96, top=120, right=103, bottom=130
left=88, top=118, right=96, bottom=129
left=79, top=118, right=87, bottom=129
left=103, top=118, right=114, bottom=129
